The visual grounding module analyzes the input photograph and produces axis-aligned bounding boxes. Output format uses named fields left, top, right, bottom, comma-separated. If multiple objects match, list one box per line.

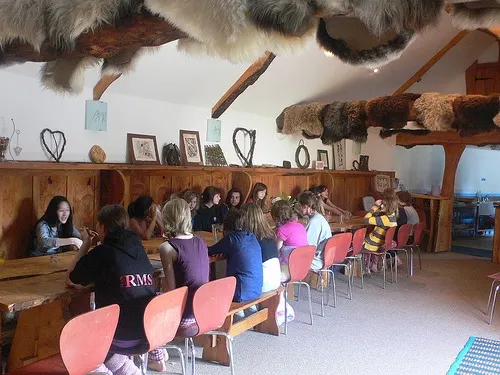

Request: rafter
left=93, top=74, right=122, bottom=100
left=396, top=129, right=500, bottom=147
left=212, top=51, right=276, bottom=119
left=393, top=30, right=469, bottom=95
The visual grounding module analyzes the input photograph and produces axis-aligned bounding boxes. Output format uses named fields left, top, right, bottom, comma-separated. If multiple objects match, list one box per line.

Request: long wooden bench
left=200, top=286, right=284, bottom=366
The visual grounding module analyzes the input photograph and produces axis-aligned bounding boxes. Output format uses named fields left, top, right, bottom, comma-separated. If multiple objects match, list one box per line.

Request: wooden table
left=329, top=217, right=366, bottom=233
left=0, top=252, right=76, bottom=281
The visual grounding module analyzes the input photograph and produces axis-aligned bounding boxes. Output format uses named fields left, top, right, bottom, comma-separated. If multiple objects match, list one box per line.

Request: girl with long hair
left=247, top=182, right=268, bottom=211
left=128, top=196, right=165, bottom=240
left=225, top=188, right=243, bottom=210
left=32, top=196, right=82, bottom=256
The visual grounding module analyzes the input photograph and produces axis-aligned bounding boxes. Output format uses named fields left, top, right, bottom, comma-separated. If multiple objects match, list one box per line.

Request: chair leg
left=320, top=272, right=325, bottom=317
left=189, top=338, right=195, bottom=375
left=332, top=272, right=337, bottom=307
left=140, top=353, right=148, bottom=375
left=382, top=256, right=386, bottom=289
left=359, top=256, right=364, bottom=289
left=284, top=283, right=288, bottom=335
left=205, top=331, right=235, bottom=375
left=303, top=281, right=314, bottom=325
left=164, top=345, right=186, bottom=375
left=417, top=245, right=422, bottom=270
left=185, top=338, right=189, bottom=373
left=409, top=247, right=414, bottom=276
left=348, top=263, right=353, bottom=300
left=487, top=280, right=499, bottom=314
left=489, top=285, right=500, bottom=325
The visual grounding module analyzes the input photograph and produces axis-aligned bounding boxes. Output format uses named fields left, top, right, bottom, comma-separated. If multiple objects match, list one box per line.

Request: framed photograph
left=180, top=130, right=203, bottom=166
left=317, top=149, right=329, bottom=170
left=127, top=133, right=160, bottom=164
left=333, top=139, right=346, bottom=170
left=314, top=160, right=325, bottom=170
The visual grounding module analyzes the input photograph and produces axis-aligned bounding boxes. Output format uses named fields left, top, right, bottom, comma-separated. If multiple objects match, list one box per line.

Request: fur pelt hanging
left=0, top=0, right=142, bottom=51
left=317, top=17, right=415, bottom=67
left=101, top=46, right=158, bottom=76
left=413, top=92, right=461, bottom=132
left=449, top=3, right=500, bottom=30
left=452, top=95, right=500, bottom=136
left=366, top=93, right=421, bottom=129
left=145, top=0, right=317, bottom=62
left=320, top=100, right=368, bottom=145
left=40, top=57, right=101, bottom=94
left=276, top=103, right=325, bottom=136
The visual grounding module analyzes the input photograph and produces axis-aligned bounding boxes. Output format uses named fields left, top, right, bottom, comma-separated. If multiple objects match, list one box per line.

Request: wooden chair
left=182, top=277, right=236, bottom=375
left=284, top=245, right=316, bottom=334
left=6, top=304, right=120, bottom=375
left=110, top=287, right=188, bottom=375
left=347, top=227, right=368, bottom=289
left=315, top=233, right=353, bottom=316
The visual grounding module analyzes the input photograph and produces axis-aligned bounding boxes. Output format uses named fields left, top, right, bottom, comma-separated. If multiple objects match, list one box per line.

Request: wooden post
left=441, top=144, right=466, bottom=198
left=493, top=207, right=500, bottom=263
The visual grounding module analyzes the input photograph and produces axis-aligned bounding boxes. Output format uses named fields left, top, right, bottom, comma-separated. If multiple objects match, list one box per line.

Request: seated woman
left=32, top=196, right=82, bottom=257
left=241, top=203, right=280, bottom=293
left=397, top=191, right=420, bottom=240
left=208, top=210, right=263, bottom=302
left=225, top=188, right=243, bottom=211
left=182, top=190, right=199, bottom=223
left=297, top=191, right=332, bottom=271
left=311, top=185, right=351, bottom=218
left=193, top=186, right=227, bottom=232
left=159, top=199, right=209, bottom=337
left=363, top=188, right=398, bottom=273
left=128, top=196, right=165, bottom=240
left=247, top=182, right=268, bottom=211
left=271, top=200, right=308, bottom=282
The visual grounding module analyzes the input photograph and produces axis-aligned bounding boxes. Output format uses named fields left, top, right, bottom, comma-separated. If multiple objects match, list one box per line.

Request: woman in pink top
left=271, top=200, right=308, bottom=281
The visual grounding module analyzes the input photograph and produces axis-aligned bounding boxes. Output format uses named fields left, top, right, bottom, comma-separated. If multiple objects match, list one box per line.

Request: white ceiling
left=4, top=13, right=497, bottom=118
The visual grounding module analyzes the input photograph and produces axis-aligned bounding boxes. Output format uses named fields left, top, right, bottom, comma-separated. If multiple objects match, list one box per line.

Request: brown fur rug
left=366, top=93, right=421, bottom=129
left=452, top=95, right=500, bottom=136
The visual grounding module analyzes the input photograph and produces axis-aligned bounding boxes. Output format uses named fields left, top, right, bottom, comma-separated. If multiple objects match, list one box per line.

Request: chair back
left=193, top=277, right=236, bottom=335
left=384, top=226, right=397, bottom=250
left=412, top=223, right=425, bottom=246
left=397, top=224, right=412, bottom=247
left=59, top=304, right=120, bottom=375
left=362, top=196, right=375, bottom=211
left=288, top=246, right=316, bottom=282
left=416, top=208, right=427, bottom=228
left=144, top=287, right=188, bottom=350
left=323, top=233, right=353, bottom=268
left=352, top=228, right=367, bottom=256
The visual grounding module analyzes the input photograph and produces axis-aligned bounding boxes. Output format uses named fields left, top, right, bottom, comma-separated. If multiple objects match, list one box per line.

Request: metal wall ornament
left=232, top=127, right=256, bottom=167
left=295, top=139, right=310, bottom=169
left=40, top=128, right=66, bottom=162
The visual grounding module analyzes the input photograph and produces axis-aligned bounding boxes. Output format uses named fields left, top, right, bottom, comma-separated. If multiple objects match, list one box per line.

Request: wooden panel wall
left=0, top=170, right=100, bottom=260
left=466, top=60, right=500, bottom=95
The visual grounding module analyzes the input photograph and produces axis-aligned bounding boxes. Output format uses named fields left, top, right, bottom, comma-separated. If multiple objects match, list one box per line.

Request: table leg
left=7, top=293, right=90, bottom=371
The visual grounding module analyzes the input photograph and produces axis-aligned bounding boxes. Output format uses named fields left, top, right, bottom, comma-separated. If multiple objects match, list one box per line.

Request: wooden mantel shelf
left=0, top=161, right=392, bottom=176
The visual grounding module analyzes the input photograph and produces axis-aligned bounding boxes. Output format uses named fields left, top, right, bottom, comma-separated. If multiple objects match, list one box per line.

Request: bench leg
left=254, top=292, right=280, bottom=336
left=201, top=317, right=232, bottom=367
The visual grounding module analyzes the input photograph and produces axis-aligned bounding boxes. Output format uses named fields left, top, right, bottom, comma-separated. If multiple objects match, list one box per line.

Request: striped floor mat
left=448, top=337, right=500, bottom=375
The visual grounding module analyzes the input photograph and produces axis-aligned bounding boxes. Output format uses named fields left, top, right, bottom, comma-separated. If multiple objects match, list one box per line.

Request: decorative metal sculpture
left=233, top=127, right=256, bottom=167
left=40, top=128, right=66, bottom=162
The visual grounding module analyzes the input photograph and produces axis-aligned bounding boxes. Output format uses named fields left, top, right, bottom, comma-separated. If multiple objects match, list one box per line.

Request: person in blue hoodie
left=208, top=209, right=263, bottom=303
left=67, top=204, right=167, bottom=374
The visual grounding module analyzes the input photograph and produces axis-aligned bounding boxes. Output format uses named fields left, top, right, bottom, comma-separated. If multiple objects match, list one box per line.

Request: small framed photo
left=317, top=149, right=329, bottom=170
left=127, top=133, right=160, bottom=164
left=314, top=160, right=325, bottom=170
left=180, top=130, right=203, bottom=166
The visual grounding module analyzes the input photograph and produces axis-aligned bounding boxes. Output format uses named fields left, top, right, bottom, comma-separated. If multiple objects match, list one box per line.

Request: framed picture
left=317, top=149, right=329, bottom=170
left=333, top=139, right=346, bottom=170
left=180, top=130, right=203, bottom=166
left=127, top=133, right=160, bottom=164
left=314, top=160, right=325, bottom=170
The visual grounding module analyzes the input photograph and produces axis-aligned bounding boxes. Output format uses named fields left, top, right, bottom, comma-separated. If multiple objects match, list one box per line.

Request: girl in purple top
left=271, top=200, right=308, bottom=282
left=159, top=199, right=209, bottom=337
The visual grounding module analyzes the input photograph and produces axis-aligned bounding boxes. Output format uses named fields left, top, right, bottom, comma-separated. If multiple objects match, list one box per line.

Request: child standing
left=67, top=205, right=167, bottom=374
left=208, top=210, right=263, bottom=302
left=297, top=191, right=332, bottom=271
left=159, top=199, right=209, bottom=337
left=32, top=196, right=82, bottom=256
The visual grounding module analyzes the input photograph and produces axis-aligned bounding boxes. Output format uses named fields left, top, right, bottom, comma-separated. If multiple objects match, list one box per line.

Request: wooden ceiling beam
left=93, top=74, right=122, bottom=100
left=392, top=30, right=469, bottom=95
left=396, top=129, right=500, bottom=147
left=212, top=51, right=276, bottom=119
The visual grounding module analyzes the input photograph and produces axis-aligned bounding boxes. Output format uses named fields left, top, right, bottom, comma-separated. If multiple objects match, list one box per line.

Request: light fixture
left=323, top=50, right=334, bottom=57
left=373, top=67, right=380, bottom=73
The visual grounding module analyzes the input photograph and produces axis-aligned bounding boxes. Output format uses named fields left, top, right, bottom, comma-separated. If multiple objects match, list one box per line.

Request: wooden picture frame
left=333, top=140, right=346, bottom=170
left=127, top=133, right=160, bottom=165
left=317, top=149, right=329, bottom=170
left=179, top=130, right=203, bottom=166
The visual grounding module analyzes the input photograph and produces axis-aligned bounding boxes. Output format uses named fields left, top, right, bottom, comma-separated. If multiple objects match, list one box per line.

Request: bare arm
left=325, top=199, right=350, bottom=216
left=129, top=215, right=157, bottom=240
left=276, top=238, right=284, bottom=256
left=159, top=242, right=178, bottom=292
left=66, top=228, right=93, bottom=287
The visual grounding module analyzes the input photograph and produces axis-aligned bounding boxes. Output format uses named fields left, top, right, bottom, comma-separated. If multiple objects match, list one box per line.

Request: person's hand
left=375, top=200, right=383, bottom=207
left=345, top=211, right=352, bottom=218
left=79, top=228, right=97, bottom=246
left=149, top=204, right=157, bottom=218
left=71, top=238, right=84, bottom=249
